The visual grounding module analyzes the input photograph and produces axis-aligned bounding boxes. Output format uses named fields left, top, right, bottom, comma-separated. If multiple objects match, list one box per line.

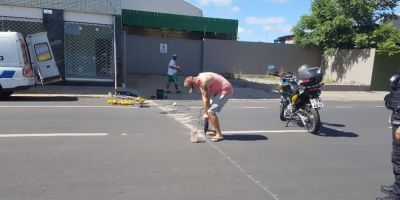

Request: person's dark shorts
left=167, top=75, right=177, bottom=83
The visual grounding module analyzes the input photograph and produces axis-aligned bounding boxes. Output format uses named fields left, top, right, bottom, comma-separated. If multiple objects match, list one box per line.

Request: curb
left=230, top=79, right=380, bottom=92
left=13, top=94, right=111, bottom=98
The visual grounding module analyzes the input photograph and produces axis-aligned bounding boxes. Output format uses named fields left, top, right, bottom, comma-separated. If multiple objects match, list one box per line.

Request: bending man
left=184, top=72, right=234, bottom=142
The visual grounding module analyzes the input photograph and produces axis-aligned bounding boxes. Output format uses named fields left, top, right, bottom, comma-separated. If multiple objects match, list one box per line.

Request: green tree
left=293, top=0, right=400, bottom=56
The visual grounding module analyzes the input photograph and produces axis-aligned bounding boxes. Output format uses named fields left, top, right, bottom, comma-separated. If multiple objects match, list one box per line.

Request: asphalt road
left=0, top=96, right=394, bottom=200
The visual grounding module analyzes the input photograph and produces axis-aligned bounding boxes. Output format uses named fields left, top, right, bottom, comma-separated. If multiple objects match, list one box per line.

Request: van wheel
left=0, top=86, right=13, bottom=99
left=0, top=91, right=13, bottom=98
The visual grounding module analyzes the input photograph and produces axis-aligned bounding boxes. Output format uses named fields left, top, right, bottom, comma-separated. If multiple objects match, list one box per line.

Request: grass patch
left=233, top=73, right=280, bottom=84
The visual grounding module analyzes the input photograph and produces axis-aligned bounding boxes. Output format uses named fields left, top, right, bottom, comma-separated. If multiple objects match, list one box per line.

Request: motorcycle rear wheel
left=304, top=106, right=321, bottom=134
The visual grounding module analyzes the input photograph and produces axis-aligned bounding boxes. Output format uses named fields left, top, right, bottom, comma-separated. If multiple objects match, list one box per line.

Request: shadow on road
left=318, top=125, right=359, bottom=138
left=322, top=122, right=346, bottom=128
left=223, top=134, right=269, bottom=141
left=287, top=120, right=358, bottom=138
left=1, top=96, right=78, bottom=102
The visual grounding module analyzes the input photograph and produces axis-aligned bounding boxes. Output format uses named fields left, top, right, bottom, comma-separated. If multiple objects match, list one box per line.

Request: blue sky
left=185, top=0, right=400, bottom=43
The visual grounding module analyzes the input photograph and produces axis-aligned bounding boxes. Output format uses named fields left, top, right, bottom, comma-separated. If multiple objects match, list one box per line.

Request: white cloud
left=245, top=16, right=286, bottom=25
left=238, top=27, right=255, bottom=34
left=263, top=25, right=292, bottom=33
left=231, top=6, right=240, bottom=12
left=199, top=0, right=232, bottom=7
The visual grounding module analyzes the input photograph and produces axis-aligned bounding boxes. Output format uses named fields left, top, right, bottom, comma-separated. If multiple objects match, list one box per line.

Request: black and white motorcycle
left=269, top=65, right=324, bottom=134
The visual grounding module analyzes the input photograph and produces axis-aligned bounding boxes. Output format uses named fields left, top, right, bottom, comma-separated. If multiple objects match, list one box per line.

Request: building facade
left=0, top=0, right=238, bottom=85
left=0, top=0, right=121, bottom=84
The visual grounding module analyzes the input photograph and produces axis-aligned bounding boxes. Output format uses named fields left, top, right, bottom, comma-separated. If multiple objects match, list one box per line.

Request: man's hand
left=396, top=127, right=400, bottom=141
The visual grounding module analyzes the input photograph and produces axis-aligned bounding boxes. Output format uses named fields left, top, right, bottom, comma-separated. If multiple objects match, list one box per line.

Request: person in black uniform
left=378, top=72, right=400, bottom=200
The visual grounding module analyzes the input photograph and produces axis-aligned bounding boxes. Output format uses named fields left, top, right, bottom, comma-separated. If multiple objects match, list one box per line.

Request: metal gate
left=0, top=17, right=43, bottom=37
left=64, top=21, right=114, bottom=82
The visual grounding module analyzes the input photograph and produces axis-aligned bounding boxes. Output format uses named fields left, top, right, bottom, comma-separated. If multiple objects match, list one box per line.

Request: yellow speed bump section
left=106, top=96, right=151, bottom=106
left=106, top=99, right=136, bottom=106
left=135, top=97, right=147, bottom=104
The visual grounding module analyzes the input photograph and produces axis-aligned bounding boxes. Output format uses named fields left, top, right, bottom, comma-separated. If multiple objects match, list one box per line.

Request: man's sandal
left=210, top=136, right=224, bottom=142
left=206, top=130, right=217, bottom=136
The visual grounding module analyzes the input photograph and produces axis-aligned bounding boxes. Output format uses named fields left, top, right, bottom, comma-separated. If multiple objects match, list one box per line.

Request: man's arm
left=200, top=86, right=210, bottom=112
left=169, top=60, right=180, bottom=70
left=199, top=76, right=211, bottom=113
left=169, top=65, right=179, bottom=70
left=169, top=65, right=181, bottom=72
left=396, top=126, right=400, bottom=141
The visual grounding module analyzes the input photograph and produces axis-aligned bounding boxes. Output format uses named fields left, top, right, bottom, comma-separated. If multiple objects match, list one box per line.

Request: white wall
left=64, top=11, right=113, bottom=25
left=122, top=0, right=202, bottom=16
left=0, top=5, right=42, bottom=19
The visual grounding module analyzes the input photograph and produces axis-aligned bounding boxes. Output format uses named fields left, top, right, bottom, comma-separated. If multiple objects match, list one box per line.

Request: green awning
left=122, top=9, right=238, bottom=35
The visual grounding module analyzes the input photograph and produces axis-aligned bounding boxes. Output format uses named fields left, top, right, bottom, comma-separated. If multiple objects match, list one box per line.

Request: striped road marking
left=188, top=106, right=270, bottom=109
left=242, top=107, right=270, bottom=109
left=0, top=133, right=109, bottom=138
left=223, top=130, right=306, bottom=134
left=334, top=106, right=355, bottom=109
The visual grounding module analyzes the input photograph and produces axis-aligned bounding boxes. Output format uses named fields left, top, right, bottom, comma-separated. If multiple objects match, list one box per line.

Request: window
left=34, top=43, right=52, bottom=62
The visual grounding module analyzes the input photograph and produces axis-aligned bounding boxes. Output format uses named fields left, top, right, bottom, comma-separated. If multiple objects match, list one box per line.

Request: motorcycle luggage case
left=298, top=67, right=323, bottom=86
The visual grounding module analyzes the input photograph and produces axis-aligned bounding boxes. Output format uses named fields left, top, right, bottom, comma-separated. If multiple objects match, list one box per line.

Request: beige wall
left=322, top=49, right=376, bottom=85
left=124, top=37, right=323, bottom=77
left=122, top=0, right=202, bottom=16
left=202, top=39, right=322, bottom=75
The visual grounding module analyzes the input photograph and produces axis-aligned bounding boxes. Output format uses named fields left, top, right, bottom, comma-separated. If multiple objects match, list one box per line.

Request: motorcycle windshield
left=279, top=82, right=290, bottom=85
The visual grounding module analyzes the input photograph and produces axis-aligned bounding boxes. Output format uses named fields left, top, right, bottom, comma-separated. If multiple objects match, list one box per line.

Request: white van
left=0, top=32, right=61, bottom=98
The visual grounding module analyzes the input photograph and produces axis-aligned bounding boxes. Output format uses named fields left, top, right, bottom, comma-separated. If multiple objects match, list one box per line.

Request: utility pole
left=113, top=15, right=118, bottom=96
left=107, top=0, right=119, bottom=96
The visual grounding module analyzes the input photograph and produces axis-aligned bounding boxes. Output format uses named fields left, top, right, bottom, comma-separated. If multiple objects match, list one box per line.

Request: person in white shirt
left=166, top=54, right=181, bottom=94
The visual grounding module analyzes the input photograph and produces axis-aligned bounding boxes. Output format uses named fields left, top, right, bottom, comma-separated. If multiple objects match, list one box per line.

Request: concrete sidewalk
left=14, top=85, right=115, bottom=98
left=320, top=91, right=386, bottom=101
left=12, top=75, right=388, bottom=101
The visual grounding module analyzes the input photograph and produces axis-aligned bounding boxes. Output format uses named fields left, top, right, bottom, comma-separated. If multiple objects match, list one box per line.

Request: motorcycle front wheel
left=304, top=106, right=321, bottom=134
left=279, top=102, right=286, bottom=121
